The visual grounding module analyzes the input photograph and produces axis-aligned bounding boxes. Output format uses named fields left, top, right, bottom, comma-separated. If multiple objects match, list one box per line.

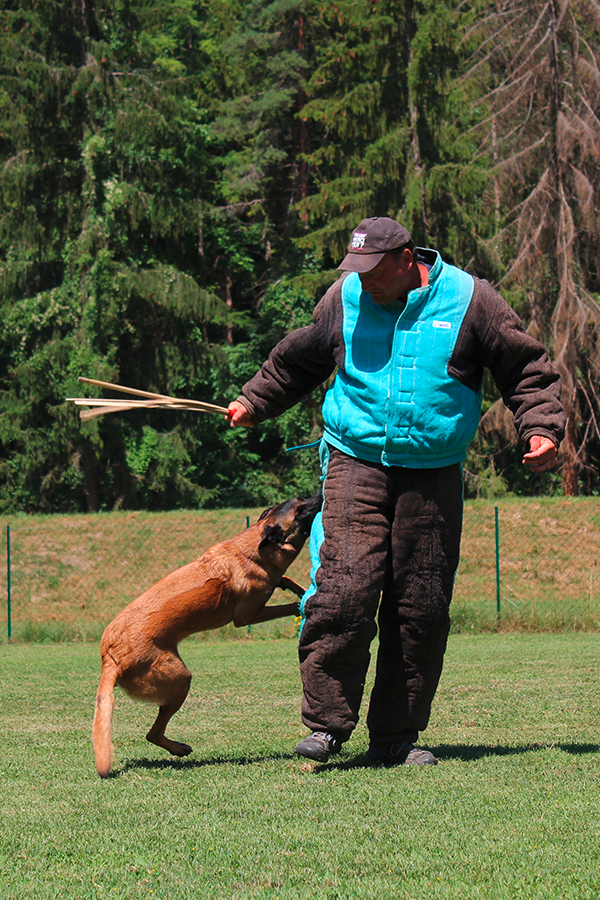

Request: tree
left=0, top=0, right=241, bottom=512
left=205, top=0, right=330, bottom=300
left=463, top=0, right=600, bottom=495
left=294, top=0, right=469, bottom=272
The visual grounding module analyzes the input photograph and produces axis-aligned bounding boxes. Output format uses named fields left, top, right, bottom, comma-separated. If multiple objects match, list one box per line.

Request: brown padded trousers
left=298, top=447, right=464, bottom=746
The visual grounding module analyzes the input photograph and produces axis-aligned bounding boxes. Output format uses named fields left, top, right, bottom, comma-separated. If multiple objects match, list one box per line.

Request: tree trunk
left=297, top=12, right=309, bottom=220
left=74, top=442, right=100, bottom=512
left=547, top=0, right=579, bottom=495
left=561, top=415, right=580, bottom=496
left=405, top=0, right=430, bottom=240
left=224, top=270, right=234, bottom=346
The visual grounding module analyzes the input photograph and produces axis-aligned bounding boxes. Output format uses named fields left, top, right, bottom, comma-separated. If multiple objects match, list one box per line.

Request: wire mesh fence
left=1, top=496, right=599, bottom=642
left=453, top=497, right=600, bottom=631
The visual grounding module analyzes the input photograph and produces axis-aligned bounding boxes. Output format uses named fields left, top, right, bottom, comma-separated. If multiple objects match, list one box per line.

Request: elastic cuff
left=521, top=430, right=559, bottom=450
left=236, top=395, right=259, bottom=424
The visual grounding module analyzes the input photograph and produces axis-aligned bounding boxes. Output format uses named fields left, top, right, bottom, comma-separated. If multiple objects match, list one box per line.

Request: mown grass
left=1, top=507, right=284, bottom=642
left=453, top=497, right=600, bottom=632
left=0, top=496, right=599, bottom=641
left=1, top=634, right=599, bottom=899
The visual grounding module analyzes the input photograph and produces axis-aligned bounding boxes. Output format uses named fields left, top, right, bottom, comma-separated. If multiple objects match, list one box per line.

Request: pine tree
left=294, top=0, right=468, bottom=268
left=207, top=0, right=329, bottom=296
left=464, top=0, right=600, bottom=494
left=0, top=0, right=239, bottom=512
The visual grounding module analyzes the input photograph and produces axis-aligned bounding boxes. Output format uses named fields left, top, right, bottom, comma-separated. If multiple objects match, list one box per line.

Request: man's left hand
left=522, top=436, right=558, bottom=472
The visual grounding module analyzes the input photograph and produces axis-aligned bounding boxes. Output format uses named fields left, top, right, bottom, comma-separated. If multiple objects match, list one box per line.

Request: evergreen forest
left=1, top=0, right=599, bottom=513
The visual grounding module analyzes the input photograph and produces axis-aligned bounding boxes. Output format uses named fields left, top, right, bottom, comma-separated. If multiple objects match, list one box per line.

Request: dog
left=92, top=491, right=322, bottom=777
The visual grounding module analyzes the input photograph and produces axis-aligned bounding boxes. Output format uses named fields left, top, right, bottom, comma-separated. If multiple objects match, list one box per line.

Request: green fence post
left=7, top=525, right=11, bottom=641
left=495, top=506, right=501, bottom=621
left=246, top=516, right=251, bottom=634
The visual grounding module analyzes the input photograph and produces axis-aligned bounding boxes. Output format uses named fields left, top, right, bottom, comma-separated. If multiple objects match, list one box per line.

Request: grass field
left=454, top=497, right=600, bottom=631
left=1, top=496, right=600, bottom=642
left=1, top=633, right=599, bottom=899
left=1, top=507, right=279, bottom=642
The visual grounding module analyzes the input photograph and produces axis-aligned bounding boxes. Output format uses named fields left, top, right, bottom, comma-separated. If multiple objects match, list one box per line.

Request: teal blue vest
left=322, top=253, right=482, bottom=468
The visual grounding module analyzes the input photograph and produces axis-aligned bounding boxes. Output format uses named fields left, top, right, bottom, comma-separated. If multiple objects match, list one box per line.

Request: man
left=228, top=217, right=566, bottom=766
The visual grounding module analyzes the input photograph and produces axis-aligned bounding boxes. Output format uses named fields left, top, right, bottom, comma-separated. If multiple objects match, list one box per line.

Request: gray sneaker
left=367, top=742, right=438, bottom=766
left=295, top=731, right=342, bottom=762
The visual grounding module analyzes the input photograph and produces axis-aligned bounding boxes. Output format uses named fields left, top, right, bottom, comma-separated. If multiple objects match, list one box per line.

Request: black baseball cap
left=338, top=217, right=412, bottom=273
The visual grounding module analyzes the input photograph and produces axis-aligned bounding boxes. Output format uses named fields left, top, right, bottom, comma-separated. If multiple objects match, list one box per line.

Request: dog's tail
left=93, top=660, right=119, bottom=778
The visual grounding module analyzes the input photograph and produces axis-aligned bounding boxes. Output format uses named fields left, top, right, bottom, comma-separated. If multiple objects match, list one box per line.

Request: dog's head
left=257, top=491, right=322, bottom=558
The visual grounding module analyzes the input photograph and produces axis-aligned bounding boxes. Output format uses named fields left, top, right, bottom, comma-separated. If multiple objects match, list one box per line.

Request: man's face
left=358, top=249, right=413, bottom=305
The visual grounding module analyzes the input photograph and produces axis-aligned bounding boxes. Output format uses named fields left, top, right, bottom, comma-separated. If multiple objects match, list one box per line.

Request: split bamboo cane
left=67, top=377, right=230, bottom=421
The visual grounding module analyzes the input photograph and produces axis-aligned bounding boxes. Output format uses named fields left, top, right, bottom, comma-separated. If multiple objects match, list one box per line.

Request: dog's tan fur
left=92, top=492, right=321, bottom=777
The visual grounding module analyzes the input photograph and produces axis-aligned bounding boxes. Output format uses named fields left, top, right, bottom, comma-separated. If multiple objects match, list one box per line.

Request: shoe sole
left=295, top=747, right=331, bottom=763
left=366, top=749, right=438, bottom=766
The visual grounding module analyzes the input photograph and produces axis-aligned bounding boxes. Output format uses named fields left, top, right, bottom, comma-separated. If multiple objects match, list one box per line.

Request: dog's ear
left=257, top=505, right=274, bottom=523
left=259, top=523, right=285, bottom=550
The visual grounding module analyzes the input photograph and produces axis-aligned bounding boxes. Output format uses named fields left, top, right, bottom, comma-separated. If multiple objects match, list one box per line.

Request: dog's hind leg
left=145, top=658, right=193, bottom=758
left=93, top=661, right=119, bottom=778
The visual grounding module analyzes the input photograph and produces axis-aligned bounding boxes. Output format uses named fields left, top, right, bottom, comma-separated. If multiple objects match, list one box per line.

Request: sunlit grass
left=1, top=634, right=599, bottom=899
left=1, top=496, right=599, bottom=641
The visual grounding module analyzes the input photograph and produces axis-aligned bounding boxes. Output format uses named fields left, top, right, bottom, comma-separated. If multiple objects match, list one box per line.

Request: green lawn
left=3, top=497, right=600, bottom=642
left=1, top=633, right=599, bottom=899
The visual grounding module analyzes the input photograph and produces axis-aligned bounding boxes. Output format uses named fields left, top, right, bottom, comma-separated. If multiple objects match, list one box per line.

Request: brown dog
left=92, top=491, right=322, bottom=777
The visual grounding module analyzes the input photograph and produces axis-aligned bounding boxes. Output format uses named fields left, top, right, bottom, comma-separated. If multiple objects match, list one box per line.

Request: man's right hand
left=522, top=435, right=557, bottom=472
left=227, top=400, right=254, bottom=428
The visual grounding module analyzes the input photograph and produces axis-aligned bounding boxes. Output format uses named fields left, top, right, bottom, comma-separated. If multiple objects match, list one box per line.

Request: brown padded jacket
left=238, top=254, right=566, bottom=453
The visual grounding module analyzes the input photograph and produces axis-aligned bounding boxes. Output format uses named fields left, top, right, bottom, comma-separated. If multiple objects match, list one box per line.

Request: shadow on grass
left=319, top=742, right=600, bottom=771
left=116, top=751, right=299, bottom=777
left=433, top=742, right=599, bottom=761
left=111, top=742, right=599, bottom=778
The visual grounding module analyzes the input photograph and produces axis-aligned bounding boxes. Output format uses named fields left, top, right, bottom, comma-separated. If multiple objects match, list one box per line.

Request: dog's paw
left=146, top=734, right=193, bottom=757
left=170, top=742, right=193, bottom=758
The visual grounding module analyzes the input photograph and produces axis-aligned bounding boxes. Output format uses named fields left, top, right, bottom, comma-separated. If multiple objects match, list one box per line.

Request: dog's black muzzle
left=297, top=490, right=323, bottom=536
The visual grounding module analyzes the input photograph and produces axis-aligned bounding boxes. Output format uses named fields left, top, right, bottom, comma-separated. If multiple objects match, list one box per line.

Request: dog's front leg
left=278, top=576, right=306, bottom=597
left=236, top=600, right=300, bottom=627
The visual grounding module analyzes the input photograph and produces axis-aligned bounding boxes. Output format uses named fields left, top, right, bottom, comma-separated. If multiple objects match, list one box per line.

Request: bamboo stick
left=78, top=377, right=173, bottom=401
left=67, top=377, right=230, bottom=420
